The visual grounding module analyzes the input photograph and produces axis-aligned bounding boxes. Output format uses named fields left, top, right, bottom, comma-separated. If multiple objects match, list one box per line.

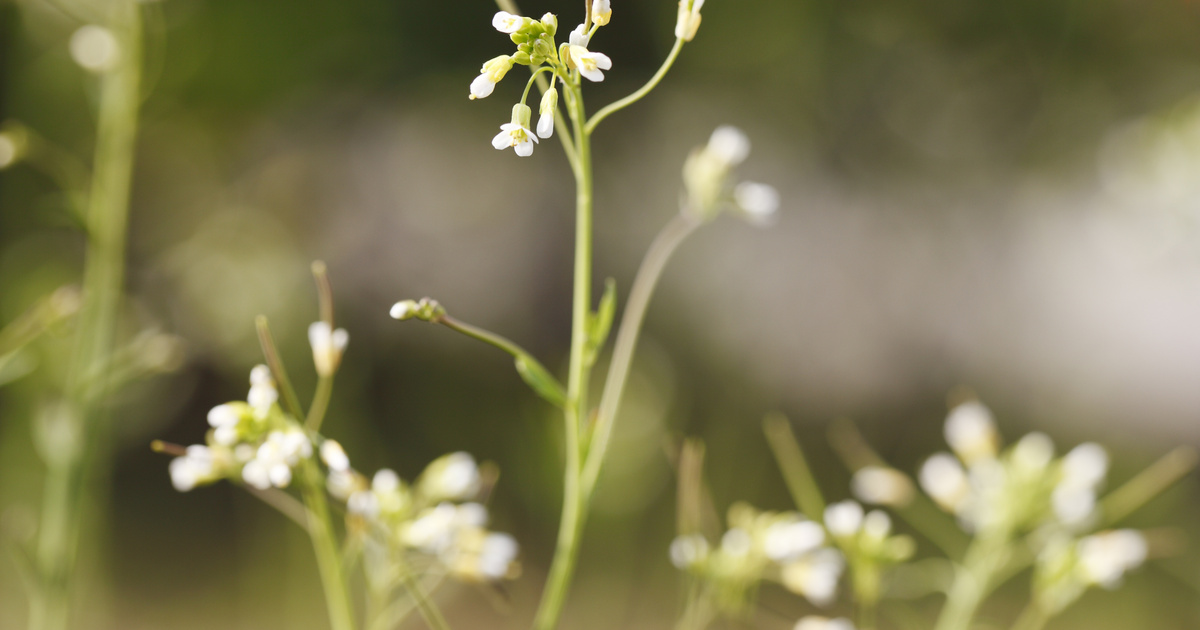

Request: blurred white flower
left=1062, top=443, right=1108, bottom=490
left=492, top=11, right=526, bottom=34
left=734, top=182, right=780, bottom=226
left=247, top=364, right=278, bottom=419
left=851, top=466, right=914, bottom=507
left=707, top=126, right=750, bottom=167
left=421, top=452, right=481, bottom=501
left=862, top=510, right=892, bottom=541
left=919, top=452, right=969, bottom=512
left=763, top=517, right=826, bottom=562
left=470, top=55, right=515, bottom=100
left=720, top=527, right=753, bottom=558
left=477, top=532, right=519, bottom=579
left=675, top=0, right=705, bottom=41
left=169, top=445, right=217, bottom=492
left=320, top=439, right=350, bottom=472
left=348, top=490, right=381, bottom=518
left=591, top=0, right=612, bottom=25
left=781, top=548, right=844, bottom=606
left=1077, top=530, right=1147, bottom=588
left=669, top=533, right=710, bottom=569
left=207, top=403, right=242, bottom=446
left=538, top=87, right=558, bottom=139
left=242, top=428, right=311, bottom=490
left=308, top=321, right=349, bottom=377
left=824, top=500, right=864, bottom=538
left=944, top=401, right=999, bottom=464
left=69, top=25, right=120, bottom=73
left=1012, top=432, right=1055, bottom=472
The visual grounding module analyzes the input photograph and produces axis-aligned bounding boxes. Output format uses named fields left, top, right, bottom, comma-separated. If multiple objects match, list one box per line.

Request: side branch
left=585, top=37, right=685, bottom=134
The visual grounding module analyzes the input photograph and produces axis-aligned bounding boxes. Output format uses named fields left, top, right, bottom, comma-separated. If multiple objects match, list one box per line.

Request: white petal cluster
left=418, top=451, right=481, bottom=502
left=675, top=0, right=706, bottom=41
left=823, top=500, right=864, bottom=538
left=669, top=533, right=711, bottom=569
left=1053, top=443, right=1108, bottom=528
left=851, top=466, right=915, bottom=507
left=567, top=38, right=613, bottom=83
left=1076, top=529, right=1147, bottom=588
left=919, top=452, right=969, bottom=511
left=781, top=548, right=845, bottom=607
left=308, top=321, right=349, bottom=377
left=242, top=428, right=312, bottom=490
left=169, top=445, right=223, bottom=492
left=683, top=126, right=779, bottom=224
left=247, top=364, right=278, bottom=419
left=763, top=516, right=826, bottom=562
left=944, top=401, right=999, bottom=465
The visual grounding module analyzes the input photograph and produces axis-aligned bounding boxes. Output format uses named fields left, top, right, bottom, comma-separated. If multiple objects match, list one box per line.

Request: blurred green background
left=3, top=0, right=1200, bottom=628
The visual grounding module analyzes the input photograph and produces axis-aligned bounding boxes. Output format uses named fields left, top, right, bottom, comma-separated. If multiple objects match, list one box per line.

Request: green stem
left=1101, top=446, right=1197, bottom=526
left=301, top=462, right=357, bottom=630
left=306, top=375, right=334, bottom=432
left=31, top=5, right=142, bottom=630
left=933, top=534, right=1010, bottom=630
left=400, top=567, right=452, bottom=630
left=254, top=316, right=305, bottom=421
left=531, top=79, right=591, bottom=630
left=585, top=37, right=684, bottom=134
left=580, top=212, right=700, bottom=495
left=762, top=413, right=827, bottom=521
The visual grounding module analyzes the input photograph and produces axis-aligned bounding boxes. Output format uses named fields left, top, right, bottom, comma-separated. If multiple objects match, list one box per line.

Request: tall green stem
left=301, top=463, right=357, bottom=630
left=30, top=5, right=141, bottom=630
left=532, top=80, right=591, bottom=630
left=933, top=534, right=1009, bottom=630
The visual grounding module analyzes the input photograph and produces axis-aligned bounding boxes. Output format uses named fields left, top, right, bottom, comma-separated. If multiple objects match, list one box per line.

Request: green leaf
left=514, top=355, right=566, bottom=408
left=584, top=278, right=617, bottom=367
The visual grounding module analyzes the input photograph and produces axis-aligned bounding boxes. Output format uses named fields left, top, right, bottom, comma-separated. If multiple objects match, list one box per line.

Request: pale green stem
left=762, top=413, right=827, bottom=520
left=585, top=37, right=685, bottom=134
left=400, top=568, right=451, bottom=630
left=306, top=375, right=334, bottom=431
left=532, top=79, right=591, bottom=630
left=30, top=4, right=141, bottom=630
left=1101, top=446, right=1197, bottom=526
left=301, top=462, right=358, bottom=630
left=580, top=212, right=700, bottom=495
left=933, top=534, right=1010, bottom=630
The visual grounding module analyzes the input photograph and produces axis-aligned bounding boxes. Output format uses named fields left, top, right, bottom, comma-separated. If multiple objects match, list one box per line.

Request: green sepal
left=514, top=355, right=566, bottom=408
left=512, top=51, right=533, bottom=65
left=583, top=278, right=617, bottom=367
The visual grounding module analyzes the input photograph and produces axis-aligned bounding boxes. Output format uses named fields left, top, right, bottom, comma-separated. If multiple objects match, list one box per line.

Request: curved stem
left=400, top=567, right=452, bottom=630
left=532, top=80, right=592, bottom=630
left=585, top=37, right=684, bottom=134
left=933, top=534, right=1010, bottom=630
left=31, top=4, right=142, bottom=630
left=581, top=212, right=700, bottom=495
left=433, top=314, right=566, bottom=407
left=306, top=375, right=334, bottom=431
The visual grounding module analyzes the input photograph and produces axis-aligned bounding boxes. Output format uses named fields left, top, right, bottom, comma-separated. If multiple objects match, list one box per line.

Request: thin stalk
left=30, top=4, right=141, bottom=630
left=301, top=462, right=357, bottom=630
left=1101, top=446, right=1197, bottom=526
left=254, top=316, right=305, bottom=420
left=933, top=534, right=1010, bottom=630
left=762, top=413, right=827, bottom=521
left=585, top=37, right=684, bottom=134
left=400, top=568, right=451, bottom=630
left=306, top=375, right=334, bottom=431
left=580, top=212, right=700, bottom=495
left=532, top=79, right=591, bottom=630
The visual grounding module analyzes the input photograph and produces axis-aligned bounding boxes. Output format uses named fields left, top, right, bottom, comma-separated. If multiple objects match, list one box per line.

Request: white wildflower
left=781, top=548, right=844, bottom=606
left=1077, top=530, right=1147, bottom=588
left=491, top=11, right=527, bottom=34
left=862, top=510, right=892, bottom=541
left=538, top=87, right=558, bottom=139
left=477, top=532, right=519, bottom=579
left=169, top=445, right=217, bottom=492
left=403, top=503, right=460, bottom=553
left=591, top=0, right=612, bottom=25
left=675, top=0, right=705, bottom=41
left=247, top=364, right=278, bottom=419
left=1061, top=443, right=1108, bottom=490
left=669, top=533, right=710, bottom=569
left=308, top=321, right=349, bottom=377
left=348, top=490, right=381, bottom=518
left=207, top=403, right=243, bottom=446
left=69, top=25, right=120, bottom=73
left=944, top=401, right=999, bottom=464
left=707, top=125, right=750, bottom=167
left=1012, top=432, right=1055, bottom=472
left=566, top=28, right=612, bottom=82
left=919, top=452, right=969, bottom=512
left=734, top=181, right=780, bottom=226
left=720, top=527, right=753, bottom=558
left=390, top=300, right=419, bottom=320
left=319, top=439, right=350, bottom=472
left=851, top=466, right=914, bottom=507
left=824, top=500, right=864, bottom=538
left=470, top=55, right=515, bottom=100
left=420, top=451, right=481, bottom=501
left=763, top=517, right=826, bottom=562
left=492, top=104, right=538, bottom=157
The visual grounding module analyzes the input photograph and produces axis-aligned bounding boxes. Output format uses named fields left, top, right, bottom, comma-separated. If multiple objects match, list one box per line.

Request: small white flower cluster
left=821, top=500, right=914, bottom=598
left=169, top=365, right=311, bottom=493
left=668, top=503, right=844, bottom=614
left=1034, top=528, right=1148, bottom=614
left=471, top=6, right=615, bottom=157
left=308, top=321, right=349, bottom=377
left=319, top=446, right=519, bottom=583
left=917, top=400, right=1111, bottom=535
left=683, top=126, right=780, bottom=225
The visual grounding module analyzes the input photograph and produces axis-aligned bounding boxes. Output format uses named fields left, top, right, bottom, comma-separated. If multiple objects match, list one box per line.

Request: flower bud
left=675, top=0, right=705, bottom=41
left=592, top=0, right=612, bottom=26
left=512, top=103, right=533, bottom=128
left=69, top=25, right=121, bottom=73
left=540, top=12, right=558, bottom=35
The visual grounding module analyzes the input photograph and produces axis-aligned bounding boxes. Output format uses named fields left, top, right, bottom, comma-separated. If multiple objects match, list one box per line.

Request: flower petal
left=492, top=131, right=512, bottom=150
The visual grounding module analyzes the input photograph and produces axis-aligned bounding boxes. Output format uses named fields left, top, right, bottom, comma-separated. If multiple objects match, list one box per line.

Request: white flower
left=390, top=300, right=418, bottom=320
left=1012, top=432, right=1055, bottom=472
left=851, top=466, right=914, bottom=507
left=477, top=532, right=519, bottom=579
left=569, top=24, right=589, bottom=47
left=862, top=510, right=892, bottom=541
left=320, top=439, right=350, bottom=472
left=1061, top=443, right=1108, bottom=489
left=781, top=548, right=844, bottom=606
left=707, top=126, right=750, bottom=167
left=243, top=429, right=311, bottom=490
left=675, top=0, right=705, bottom=41
left=763, top=517, right=826, bottom=562
left=247, top=365, right=278, bottom=419
left=919, top=452, right=969, bottom=512
left=420, top=452, right=481, bottom=501
left=568, top=42, right=613, bottom=82
left=591, top=0, right=612, bottom=25
left=457, top=502, right=490, bottom=528
left=470, top=55, right=515, bottom=100
left=308, top=321, right=349, bottom=377
left=348, top=490, right=380, bottom=518
left=824, top=500, right=864, bottom=538
left=1052, top=486, right=1096, bottom=528
left=944, top=401, right=999, bottom=464
left=1077, top=530, right=1147, bottom=588
left=720, top=527, right=753, bottom=557
left=69, top=25, right=120, bottom=73
left=796, top=617, right=856, bottom=630
left=538, top=87, right=558, bottom=139
left=403, top=503, right=460, bottom=552
left=669, top=533, right=710, bottom=569
left=207, top=404, right=242, bottom=446
left=492, top=104, right=538, bottom=157
left=328, top=469, right=360, bottom=501
left=734, top=181, right=780, bottom=225
left=169, top=445, right=217, bottom=492
left=492, top=11, right=527, bottom=34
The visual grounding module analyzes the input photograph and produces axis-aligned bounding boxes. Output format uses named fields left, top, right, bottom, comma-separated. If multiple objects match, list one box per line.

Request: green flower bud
left=512, top=51, right=532, bottom=65
left=540, top=12, right=557, bottom=36
left=511, top=103, right=533, bottom=128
